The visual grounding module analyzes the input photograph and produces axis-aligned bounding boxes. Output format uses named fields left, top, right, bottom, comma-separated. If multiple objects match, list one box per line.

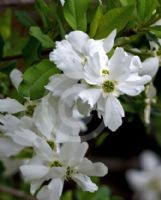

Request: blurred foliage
left=61, top=185, right=124, bottom=200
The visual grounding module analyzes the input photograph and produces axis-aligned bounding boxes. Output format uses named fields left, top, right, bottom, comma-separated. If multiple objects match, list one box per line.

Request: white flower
left=20, top=141, right=108, bottom=200
left=48, top=45, right=151, bottom=131
left=49, top=30, right=116, bottom=79
left=126, top=151, right=161, bottom=200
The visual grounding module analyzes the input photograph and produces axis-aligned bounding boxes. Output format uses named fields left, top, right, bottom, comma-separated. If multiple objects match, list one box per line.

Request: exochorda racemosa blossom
left=20, top=141, right=108, bottom=200
left=48, top=30, right=155, bottom=131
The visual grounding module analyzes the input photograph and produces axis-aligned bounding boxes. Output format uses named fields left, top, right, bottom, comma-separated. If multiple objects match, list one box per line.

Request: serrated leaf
left=18, top=60, right=60, bottom=100
left=94, top=5, right=135, bottom=39
left=16, top=11, right=36, bottom=28
left=29, top=26, right=54, bottom=48
left=63, top=0, right=90, bottom=31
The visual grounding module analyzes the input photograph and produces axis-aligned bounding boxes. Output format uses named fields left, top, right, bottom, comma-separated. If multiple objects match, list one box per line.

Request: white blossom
left=20, top=141, right=108, bottom=200
left=48, top=33, right=152, bottom=131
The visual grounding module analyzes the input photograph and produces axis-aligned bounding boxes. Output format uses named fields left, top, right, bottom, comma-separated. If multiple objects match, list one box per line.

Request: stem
left=0, top=185, right=36, bottom=200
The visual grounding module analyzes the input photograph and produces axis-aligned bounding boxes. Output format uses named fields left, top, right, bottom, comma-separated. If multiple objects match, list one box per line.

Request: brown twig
left=0, top=185, right=37, bottom=200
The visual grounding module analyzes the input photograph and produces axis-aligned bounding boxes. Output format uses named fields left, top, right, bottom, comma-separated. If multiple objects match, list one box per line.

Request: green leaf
left=119, top=0, right=136, bottom=6
left=23, top=37, right=42, bottom=66
left=149, top=26, right=161, bottom=38
left=94, top=5, right=135, bottom=39
left=63, top=0, right=90, bottom=31
left=18, top=60, right=60, bottom=100
left=136, top=0, right=159, bottom=23
left=89, top=5, right=104, bottom=37
left=29, top=26, right=54, bottom=48
left=16, top=11, right=36, bottom=28
left=0, top=9, right=12, bottom=40
left=35, top=0, right=50, bottom=29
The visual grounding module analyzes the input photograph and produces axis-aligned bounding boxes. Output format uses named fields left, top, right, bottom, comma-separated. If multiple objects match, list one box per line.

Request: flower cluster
left=0, top=29, right=159, bottom=200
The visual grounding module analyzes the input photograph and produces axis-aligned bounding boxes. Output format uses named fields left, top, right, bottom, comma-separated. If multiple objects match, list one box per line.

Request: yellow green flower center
left=101, top=69, right=109, bottom=76
left=147, top=179, right=160, bottom=190
left=102, top=80, right=115, bottom=93
left=65, top=166, right=78, bottom=181
left=50, top=160, right=63, bottom=167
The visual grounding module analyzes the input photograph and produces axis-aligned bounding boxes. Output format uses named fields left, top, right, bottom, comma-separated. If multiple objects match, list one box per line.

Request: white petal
left=49, top=40, right=84, bottom=79
left=84, top=53, right=107, bottom=85
left=30, top=181, right=44, bottom=194
left=140, top=57, right=159, bottom=78
left=20, top=165, right=49, bottom=181
left=117, top=74, right=151, bottom=96
left=79, top=158, right=108, bottom=177
left=79, top=88, right=101, bottom=107
left=0, top=114, right=20, bottom=133
left=45, top=74, right=77, bottom=97
left=33, top=95, right=53, bottom=139
left=140, top=151, right=160, bottom=171
left=0, top=98, right=25, bottom=113
left=60, top=142, right=88, bottom=166
left=8, top=129, right=38, bottom=147
left=10, top=69, right=22, bottom=89
left=103, top=29, right=116, bottom=53
left=126, top=170, right=150, bottom=190
left=60, top=0, right=65, bottom=6
left=0, top=138, right=23, bottom=157
left=104, top=95, right=125, bottom=131
left=65, top=31, right=89, bottom=53
left=72, top=174, right=98, bottom=192
left=37, top=179, right=64, bottom=200
left=109, top=47, right=131, bottom=81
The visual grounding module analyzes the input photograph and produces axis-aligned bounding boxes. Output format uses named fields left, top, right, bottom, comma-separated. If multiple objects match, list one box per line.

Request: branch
left=0, top=185, right=36, bottom=200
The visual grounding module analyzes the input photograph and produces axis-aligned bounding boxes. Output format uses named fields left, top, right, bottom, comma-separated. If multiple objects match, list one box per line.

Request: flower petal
left=140, top=151, right=160, bottom=171
left=49, top=40, right=84, bottom=79
left=8, top=129, right=38, bottom=147
left=65, top=31, right=89, bottom=53
left=37, top=179, right=64, bottom=200
left=20, top=165, right=49, bottom=181
left=33, top=95, right=53, bottom=139
left=60, top=142, right=88, bottom=166
left=0, top=98, right=25, bottom=113
left=72, top=174, right=98, bottom=192
left=0, top=138, right=23, bottom=157
left=104, top=95, right=125, bottom=131
left=140, top=57, right=159, bottom=78
left=103, top=29, right=116, bottom=53
left=10, top=69, right=22, bottom=90
left=79, top=88, right=101, bottom=107
left=79, top=158, right=108, bottom=177
left=45, top=74, right=77, bottom=97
